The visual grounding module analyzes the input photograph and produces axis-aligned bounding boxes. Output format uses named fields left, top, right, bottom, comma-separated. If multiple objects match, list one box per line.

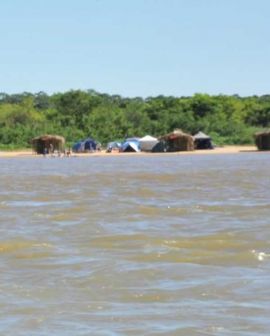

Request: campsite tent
left=159, top=129, right=194, bottom=152
left=139, top=135, right=158, bottom=152
left=32, top=134, right=65, bottom=154
left=72, top=138, right=98, bottom=153
left=106, top=141, right=122, bottom=152
left=254, top=131, right=270, bottom=150
left=151, top=140, right=167, bottom=153
left=193, top=131, right=213, bottom=149
left=120, top=141, right=140, bottom=152
left=125, top=137, right=140, bottom=142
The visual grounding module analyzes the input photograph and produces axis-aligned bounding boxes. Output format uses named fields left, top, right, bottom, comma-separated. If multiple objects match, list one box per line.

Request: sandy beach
left=0, top=145, right=260, bottom=158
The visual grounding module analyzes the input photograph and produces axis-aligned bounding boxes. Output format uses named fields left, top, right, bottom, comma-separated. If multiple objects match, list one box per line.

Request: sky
left=1, top=0, right=270, bottom=97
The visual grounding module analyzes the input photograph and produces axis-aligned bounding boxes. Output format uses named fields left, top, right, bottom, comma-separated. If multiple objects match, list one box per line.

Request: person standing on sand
left=49, top=143, right=54, bottom=154
left=43, top=147, right=48, bottom=157
left=66, top=147, right=71, bottom=157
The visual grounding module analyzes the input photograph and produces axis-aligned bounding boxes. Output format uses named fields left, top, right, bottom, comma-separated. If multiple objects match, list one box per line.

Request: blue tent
left=106, top=141, right=122, bottom=152
left=120, top=140, right=140, bottom=152
left=72, top=138, right=97, bottom=153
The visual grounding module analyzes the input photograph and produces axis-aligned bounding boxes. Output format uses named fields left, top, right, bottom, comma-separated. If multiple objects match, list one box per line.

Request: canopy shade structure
left=193, top=131, right=214, bottom=149
left=139, top=135, right=158, bottom=152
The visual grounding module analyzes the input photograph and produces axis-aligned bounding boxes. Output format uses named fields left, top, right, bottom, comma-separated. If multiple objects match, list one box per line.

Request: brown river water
left=0, top=153, right=270, bottom=335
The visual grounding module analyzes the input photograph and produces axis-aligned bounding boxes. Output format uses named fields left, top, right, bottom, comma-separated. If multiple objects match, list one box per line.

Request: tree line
left=0, top=90, right=269, bottom=149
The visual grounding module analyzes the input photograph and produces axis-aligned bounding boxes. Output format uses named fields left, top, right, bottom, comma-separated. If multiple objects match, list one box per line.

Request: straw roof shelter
left=159, top=129, right=194, bottom=152
left=32, top=134, right=65, bottom=154
left=254, top=130, right=270, bottom=150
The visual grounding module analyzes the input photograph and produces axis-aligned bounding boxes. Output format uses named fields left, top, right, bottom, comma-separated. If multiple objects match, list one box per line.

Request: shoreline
left=0, top=145, right=261, bottom=158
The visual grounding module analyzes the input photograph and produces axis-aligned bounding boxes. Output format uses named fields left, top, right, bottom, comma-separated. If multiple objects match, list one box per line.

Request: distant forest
left=0, top=90, right=269, bottom=149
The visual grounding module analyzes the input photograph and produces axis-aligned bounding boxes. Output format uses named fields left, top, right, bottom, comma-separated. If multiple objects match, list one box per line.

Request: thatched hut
left=32, top=135, right=65, bottom=154
left=254, top=131, right=270, bottom=150
left=159, top=129, right=194, bottom=152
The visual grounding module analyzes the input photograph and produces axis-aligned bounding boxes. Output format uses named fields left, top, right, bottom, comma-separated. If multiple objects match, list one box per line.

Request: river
left=0, top=153, right=269, bottom=335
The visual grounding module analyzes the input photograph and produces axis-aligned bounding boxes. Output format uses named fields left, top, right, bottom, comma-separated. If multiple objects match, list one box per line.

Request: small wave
left=128, top=232, right=268, bottom=267
left=251, top=249, right=270, bottom=261
left=5, top=200, right=72, bottom=208
left=0, top=240, right=53, bottom=254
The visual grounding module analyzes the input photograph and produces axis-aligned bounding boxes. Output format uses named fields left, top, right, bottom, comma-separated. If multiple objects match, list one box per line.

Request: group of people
left=43, top=144, right=71, bottom=157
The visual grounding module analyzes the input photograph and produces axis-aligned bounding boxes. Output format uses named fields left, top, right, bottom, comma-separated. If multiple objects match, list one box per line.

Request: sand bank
left=0, top=145, right=260, bottom=158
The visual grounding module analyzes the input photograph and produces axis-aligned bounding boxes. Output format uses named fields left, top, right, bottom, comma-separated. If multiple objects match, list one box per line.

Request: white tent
left=139, top=135, right=158, bottom=152
left=193, top=131, right=211, bottom=140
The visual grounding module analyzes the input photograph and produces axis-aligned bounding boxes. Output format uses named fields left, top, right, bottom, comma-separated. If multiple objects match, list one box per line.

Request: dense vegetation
left=0, top=90, right=269, bottom=149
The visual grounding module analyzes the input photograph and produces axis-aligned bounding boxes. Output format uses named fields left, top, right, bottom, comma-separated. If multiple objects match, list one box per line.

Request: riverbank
left=0, top=145, right=260, bottom=158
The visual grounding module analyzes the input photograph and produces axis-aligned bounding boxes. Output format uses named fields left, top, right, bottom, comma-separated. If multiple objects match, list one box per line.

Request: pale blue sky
left=1, top=0, right=269, bottom=97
